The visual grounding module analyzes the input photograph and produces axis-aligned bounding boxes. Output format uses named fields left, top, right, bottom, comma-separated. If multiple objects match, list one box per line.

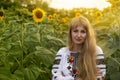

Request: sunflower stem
left=37, top=22, right=42, bottom=46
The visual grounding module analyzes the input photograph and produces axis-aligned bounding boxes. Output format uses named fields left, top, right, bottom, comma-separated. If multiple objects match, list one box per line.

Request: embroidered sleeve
left=52, top=48, right=74, bottom=80
left=96, top=46, right=106, bottom=79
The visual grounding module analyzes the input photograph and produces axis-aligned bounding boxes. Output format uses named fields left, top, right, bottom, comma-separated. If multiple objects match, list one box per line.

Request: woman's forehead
left=72, top=25, right=86, bottom=30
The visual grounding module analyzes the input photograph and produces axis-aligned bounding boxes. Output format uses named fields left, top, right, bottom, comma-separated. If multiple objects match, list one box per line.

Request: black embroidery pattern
left=54, top=59, right=61, bottom=65
left=97, top=59, right=105, bottom=65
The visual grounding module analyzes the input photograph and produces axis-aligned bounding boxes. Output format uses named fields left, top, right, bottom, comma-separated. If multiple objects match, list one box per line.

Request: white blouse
left=52, top=46, right=106, bottom=80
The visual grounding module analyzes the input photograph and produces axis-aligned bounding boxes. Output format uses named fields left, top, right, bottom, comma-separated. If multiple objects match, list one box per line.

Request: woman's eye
left=81, top=30, right=86, bottom=33
left=73, top=30, right=78, bottom=32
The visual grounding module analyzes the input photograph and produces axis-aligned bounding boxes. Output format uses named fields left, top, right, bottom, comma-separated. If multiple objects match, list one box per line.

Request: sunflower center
left=0, top=11, right=4, bottom=16
left=35, top=11, right=43, bottom=18
left=97, top=13, right=101, bottom=16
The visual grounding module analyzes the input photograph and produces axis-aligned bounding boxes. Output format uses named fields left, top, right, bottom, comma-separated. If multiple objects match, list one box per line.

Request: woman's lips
left=76, top=39, right=82, bottom=41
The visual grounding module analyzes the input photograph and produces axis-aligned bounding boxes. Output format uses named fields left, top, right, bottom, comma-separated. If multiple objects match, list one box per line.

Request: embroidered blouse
left=52, top=46, right=106, bottom=80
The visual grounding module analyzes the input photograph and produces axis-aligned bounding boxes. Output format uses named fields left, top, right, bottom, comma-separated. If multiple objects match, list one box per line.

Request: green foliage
left=94, top=9, right=120, bottom=80
left=0, top=7, right=66, bottom=80
left=95, top=27, right=120, bottom=80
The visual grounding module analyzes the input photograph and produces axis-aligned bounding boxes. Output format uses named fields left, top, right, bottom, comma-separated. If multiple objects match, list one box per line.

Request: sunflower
left=53, top=13, right=57, bottom=18
left=32, top=8, right=45, bottom=22
left=95, top=11, right=103, bottom=17
left=95, top=11, right=103, bottom=21
left=48, top=15, right=53, bottom=20
left=0, top=11, right=4, bottom=19
left=75, top=12, right=81, bottom=17
left=61, top=17, right=68, bottom=23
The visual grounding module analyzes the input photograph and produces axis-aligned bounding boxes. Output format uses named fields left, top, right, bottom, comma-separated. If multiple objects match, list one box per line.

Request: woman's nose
left=77, top=32, right=81, bottom=37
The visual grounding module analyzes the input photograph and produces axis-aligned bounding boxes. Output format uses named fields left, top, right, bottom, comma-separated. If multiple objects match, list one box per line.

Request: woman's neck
left=72, top=44, right=82, bottom=52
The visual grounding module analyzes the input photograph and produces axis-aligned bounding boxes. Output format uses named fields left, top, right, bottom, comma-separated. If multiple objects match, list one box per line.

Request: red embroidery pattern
left=67, top=53, right=78, bottom=77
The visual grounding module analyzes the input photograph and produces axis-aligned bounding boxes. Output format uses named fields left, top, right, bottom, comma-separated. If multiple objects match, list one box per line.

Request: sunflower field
left=0, top=0, right=120, bottom=80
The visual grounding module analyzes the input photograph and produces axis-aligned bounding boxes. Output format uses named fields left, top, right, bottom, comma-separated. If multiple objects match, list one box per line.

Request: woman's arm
left=52, top=48, right=74, bottom=80
left=96, top=46, right=106, bottom=80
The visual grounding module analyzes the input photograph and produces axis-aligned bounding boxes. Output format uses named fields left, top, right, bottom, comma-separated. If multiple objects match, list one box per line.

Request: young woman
left=52, top=16, right=106, bottom=80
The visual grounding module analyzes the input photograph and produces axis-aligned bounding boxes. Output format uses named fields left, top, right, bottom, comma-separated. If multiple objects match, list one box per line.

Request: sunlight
left=48, top=0, right=111, bottom=10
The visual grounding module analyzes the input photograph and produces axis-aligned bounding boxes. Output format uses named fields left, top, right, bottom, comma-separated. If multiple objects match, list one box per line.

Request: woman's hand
left=96, top=67, right=103, bottom=76
left=76, top=77, right=82, bottom=80
left=97, top=68, right=105, bottom=80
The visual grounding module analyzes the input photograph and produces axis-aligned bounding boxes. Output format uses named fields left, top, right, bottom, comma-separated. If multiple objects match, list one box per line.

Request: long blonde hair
left=68, top=16, right=97, bottom=80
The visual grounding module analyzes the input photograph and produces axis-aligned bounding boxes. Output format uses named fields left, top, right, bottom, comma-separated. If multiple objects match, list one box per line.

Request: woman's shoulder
left=96, top=46, right=105, bottom=59
left=57, top=47, right=69, bottom=55
left=96, top=46, right=103, bottom=54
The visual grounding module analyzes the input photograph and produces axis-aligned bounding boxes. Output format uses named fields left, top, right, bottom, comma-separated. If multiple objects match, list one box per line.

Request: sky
left=45, top=0, right=111, bottom=10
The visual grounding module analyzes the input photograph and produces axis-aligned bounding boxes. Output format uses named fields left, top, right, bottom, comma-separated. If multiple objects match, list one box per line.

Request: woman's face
left=71, top=26, right=87, bottom=45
